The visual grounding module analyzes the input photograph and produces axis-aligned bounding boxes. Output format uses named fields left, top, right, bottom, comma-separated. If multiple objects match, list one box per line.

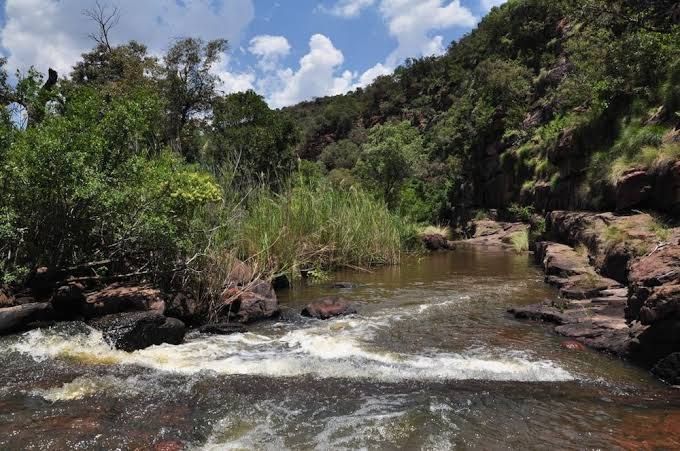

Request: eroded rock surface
left=302, top=297, right=358, bottom=320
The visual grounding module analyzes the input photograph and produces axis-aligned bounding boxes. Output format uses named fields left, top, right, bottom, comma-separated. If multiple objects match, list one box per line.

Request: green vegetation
left=1, top=0, right=679, bottom=291
left=286, top=0, right=679, bottom=215
left=509, top=230, right=530, bottom=253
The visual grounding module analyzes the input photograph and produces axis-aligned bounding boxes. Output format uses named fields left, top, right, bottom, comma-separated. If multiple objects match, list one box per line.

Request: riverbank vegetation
left=1, top=0, right=679, bottom=295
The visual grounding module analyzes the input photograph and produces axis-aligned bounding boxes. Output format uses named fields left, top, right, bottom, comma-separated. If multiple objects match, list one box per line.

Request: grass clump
left=420, top=225, right=452, bottom=239
left=509, top=230, right=530, bottom=253
left=235, top=179, right=416, bottom=277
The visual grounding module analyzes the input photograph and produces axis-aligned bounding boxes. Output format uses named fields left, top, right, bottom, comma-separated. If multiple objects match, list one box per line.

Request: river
left=1, top=247, right=679, bottom=449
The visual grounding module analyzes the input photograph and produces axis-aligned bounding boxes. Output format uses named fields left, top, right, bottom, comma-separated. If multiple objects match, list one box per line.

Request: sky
left=0, top=0, right=507, bottom=108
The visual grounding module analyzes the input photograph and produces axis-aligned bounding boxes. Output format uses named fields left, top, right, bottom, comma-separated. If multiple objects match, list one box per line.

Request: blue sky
left=0, top=0, right=506, bottom=107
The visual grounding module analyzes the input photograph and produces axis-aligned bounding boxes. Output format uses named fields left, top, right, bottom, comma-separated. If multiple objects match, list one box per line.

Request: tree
left=82, top=1, right=120, bottom=52
left=355, top=121, right=425, bottom=206
left=210, top=90, right=298, bottom=186
left=71, top=41, right=158, bottom=90
left=163, top=37, right=228, bottom=160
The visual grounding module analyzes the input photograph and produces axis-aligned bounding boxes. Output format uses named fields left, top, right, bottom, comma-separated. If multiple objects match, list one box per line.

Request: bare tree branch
left=83, top=1, right=120, bottom=52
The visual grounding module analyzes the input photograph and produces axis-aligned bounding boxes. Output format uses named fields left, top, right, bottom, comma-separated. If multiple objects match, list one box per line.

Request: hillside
left=285, top=0, right=680, bottom=225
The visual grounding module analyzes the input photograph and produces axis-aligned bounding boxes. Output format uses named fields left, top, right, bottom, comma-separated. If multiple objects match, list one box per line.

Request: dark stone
left=329, top=282, right=356, bottom=289
left=272, top=274, right=290, bottom=290
left=165, top=292, right=203, bottom=325
left=508, top=303, right=567, bottom=325
left=301, top=297, right=357, bottom=320
left=652, top=352, right=680, bottom=385
left=88, top=311, right=186, bottom=352
left=615, top=169, right=651, bottom=211
left=51, top=283, right=86, bottom=318
left=422, top=234, right=453, bottom=251
left=199, top=323, right=246, bottom=335
left=0, top=302, right=55, bottom=335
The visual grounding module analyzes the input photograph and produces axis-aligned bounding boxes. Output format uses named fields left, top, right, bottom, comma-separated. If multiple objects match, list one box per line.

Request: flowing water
left=2, top=248, right=680, bottom=450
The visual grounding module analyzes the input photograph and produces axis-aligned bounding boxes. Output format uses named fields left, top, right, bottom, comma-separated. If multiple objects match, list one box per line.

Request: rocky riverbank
left=506, top=211, right=680, bottom=384
left=0, top=261, right=359, bottom=352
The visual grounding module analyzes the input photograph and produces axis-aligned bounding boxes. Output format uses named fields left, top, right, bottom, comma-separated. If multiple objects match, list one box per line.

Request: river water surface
left=2, top=248, right=680, bottom=449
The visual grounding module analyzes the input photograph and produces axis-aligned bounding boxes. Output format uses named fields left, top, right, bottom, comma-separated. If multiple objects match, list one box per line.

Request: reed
left=234, top=180, right=415, bottom=277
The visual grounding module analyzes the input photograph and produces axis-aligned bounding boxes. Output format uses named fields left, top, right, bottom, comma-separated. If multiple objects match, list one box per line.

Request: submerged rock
left=302, top=297, right=357, bottom=320
left=88, top=311, right=186, bottom=352
left=652, top=352, right=680, bottom=385
left=329, top=282, right=357, bottom=289
left=198, top=322, right=246, bottom=335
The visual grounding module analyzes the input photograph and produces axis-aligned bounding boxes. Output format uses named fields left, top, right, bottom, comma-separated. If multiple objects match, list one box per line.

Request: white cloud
left=269, top=34, right=353, bottom=108
left=248, top=35, right=291, bottom=71
left=215, top=69, right=257, bottom=94
left=322, top=0, right=376, bottom=18
left=352, top=62, right=392, bottom=89
left=0, top=0, right=254, bottom=76
left=481, top=0, right=507, bottom=11
left=379, top=0, right=477, bottom=65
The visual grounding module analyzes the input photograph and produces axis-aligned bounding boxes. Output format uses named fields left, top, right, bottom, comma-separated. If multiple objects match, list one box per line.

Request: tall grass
left=234, top=180, right=417, bottom=276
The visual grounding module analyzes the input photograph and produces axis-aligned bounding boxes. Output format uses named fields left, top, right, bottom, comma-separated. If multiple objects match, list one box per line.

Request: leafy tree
left=71, top=41, right=159, bottom=91
left=1, top=86, right=219, bottom=275
left=319, top=139, right=360, bottom=170
left=163, top=37, right=228, bottom=160
left=355, top=121, right=425, bottom=206
left=210, top=90, right=298, bottom=186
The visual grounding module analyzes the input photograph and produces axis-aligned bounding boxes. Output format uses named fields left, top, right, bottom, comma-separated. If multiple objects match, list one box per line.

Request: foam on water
left=7, top=310, right=576, bottom=383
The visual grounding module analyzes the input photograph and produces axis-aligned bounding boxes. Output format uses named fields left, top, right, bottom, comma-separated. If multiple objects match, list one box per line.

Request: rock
left=153, top=440, right=186, bottom=451
left=546, top=211, right=658, bottom=279
left=508, top=302, right=568, bottom=324
left=220, top=279, right=280, bottom=323
left=649, top=160, right=680, bottom=215
left=535, top=242, right=590, bottom=278
left=561, top=340, right=586, bottom=351
left=457, top=220, right=529, bottom=249
left=0, top=288, right=14, bottom=308
left=422, top=234, right=454, bottom=251
left=81, top=284, right=166, bottom=319
left=26, top=266, right=65, bottom=298
left=627, top=240, right=680, bottom=324
left=329, top=282, right=356, bottom=289
left=88, top=311, right=186, bottom=352
left=301, top=297, right=357, bottom=320
left=615, top=169, right=651, bottom=211
left=165, top=292, right=203, bottom=325
left=0, top=302, right=55, bottom=334
left=199, top=323, right=246, bottom=335
left=652, top=352, right=680, bottom=385
left=50, top=282, right=86, bottom=318
left=272, top=274, right=290, bottom=290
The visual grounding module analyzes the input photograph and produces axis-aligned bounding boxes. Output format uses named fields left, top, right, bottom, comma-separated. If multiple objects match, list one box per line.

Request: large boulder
left=615, top=169, right=651, bottom=211
left=88, top=311, right=186, bottom=352
left=220, top=279, right=279, bottom=323
left=421, top=234, right=454, bottom=251
left=301, top=297, right=358, bottom=320
left=80, top=284, right=166, bottom=319
left=458, top=220, right=529, bottom=249
left=652, top=352, right=680, bottom=385
left=627, top=239, right=680, bottom=324
left=546, top=211, right=659, bottom=283
left=0, top=302, right=54, bottom=335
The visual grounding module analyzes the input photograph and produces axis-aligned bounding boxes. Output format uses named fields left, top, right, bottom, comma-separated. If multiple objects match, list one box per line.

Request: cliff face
left=286, top=0, right=680, bottom=221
